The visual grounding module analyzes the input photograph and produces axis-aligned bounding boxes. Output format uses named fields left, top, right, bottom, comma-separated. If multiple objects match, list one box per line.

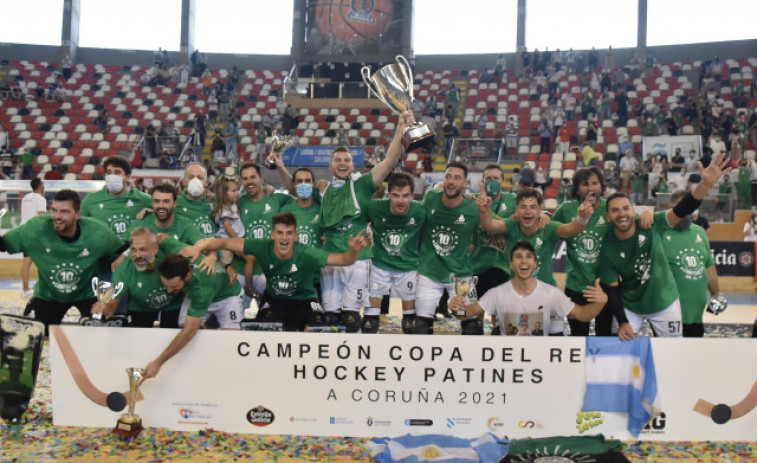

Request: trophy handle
left=395, top=55, right=415, bottom=103
left=91, top=277, right=99, bottom=296
left=111, top=282, right=125, bottom=300
left=361, top=66, right=385, bottom=103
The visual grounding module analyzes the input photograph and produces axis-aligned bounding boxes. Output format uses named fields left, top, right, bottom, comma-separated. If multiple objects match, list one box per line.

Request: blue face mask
left=296, top=183, right=313, bottom=199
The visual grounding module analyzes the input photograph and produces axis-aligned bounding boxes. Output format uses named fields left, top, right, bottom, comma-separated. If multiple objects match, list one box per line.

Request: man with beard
left=311, top=113, right=409, bottom=332
left=363, top=172, right=426, bottom=333
left=553, top=167, right=613, bottom=336
left=598, top=152, right=731, bottom=340
left=449, top=241, right=607, bottom=336
left=143, top=253, right=243, bottom=380
left=129, top=183, right=205, bottom=246
left=0, top=190, right=126, bottom=333
left=414, top=162, right=482, bottom=335
left=182, top=212, right=368, bottom=332
left=91, top=227, right=186, bottom=328
left=176, top=163, right=217, bottom=239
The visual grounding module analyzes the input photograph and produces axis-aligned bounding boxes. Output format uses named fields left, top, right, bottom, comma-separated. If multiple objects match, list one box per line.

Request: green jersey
left=364, top=199, right=425, bottom=272
left=717, top=182, right=732, bottom=203
left=112, top=238, right=185, bottom=313
left=184, top=259, right=242, bottom=318
left=319, top=172, right=376, bottom=260
left=3, top=216, right=124, bottom=302
left=630, top=174, right=645, bottom=194
left=176, top=192, right=217, bottom=239
left=553, top=199, right=610, bottom=292
left=81, top=188, right=153, bottom=240
left=418, top=189, right=479, bottom=283
left=737, top=167, right=751, bottom=203
left=129, top=213, right=204, bottom=245
left=661, top=224, right=713, bottom=324
left=243, top=239, right=329, bottom=300
left=598, top=211, right=679, bottom=314
left=502, top=218, right=562, bottom=286
left=233, top=192, right=294, bottom=274
left=281, top=201, right=323, bottom=249
left=471, top=193, right=516, bottom=274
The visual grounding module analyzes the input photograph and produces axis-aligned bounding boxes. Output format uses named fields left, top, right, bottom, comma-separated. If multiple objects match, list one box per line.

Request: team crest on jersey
left=173, top=234, right=179, bottom=240
left=695, top=235, right=702, bottom=243
left=454, top=214, right=466, bottom=224
left=271, top=275, right=296, bottom=297
left=639, top=235, right=646, bottom=246
left=290, top=264, right=298, bottom=273
left=127, top=200, right=134, bottom=207
left=382, top=230, right=407, bottom=256
left=78, top=248, right=90, bottom=257
left=147, top=288, right=171, bottom=309
left=99, top=204, right=104, bottom=209
left=666, top=236, right=671, bottom=240
left=675, top=247, right=705, bottom=280
left=137, top=282, right=143, bottom=288
left=50, top=262, right=82, bottom=294
left=382, top=218, right=387, bottom=223
left=620, top=252, right=625, bottom=258
left=431, top=225, right=459, bottom=257
left=535, top=238, right=543, bottom=248
left=248, top=219, right=269, bottom=239
left=264, top=204, right=272, bottom=213
left=182, top=207, right=188, bottom=212
left=311, top=214, right=319, bottom=223
left=499, top=203, right=508, bottom=212
left=408, top=218, right=416, bottom=226
left=597, top=216, right=605, bottom=225
left=46, top=248, right=51, bottom=253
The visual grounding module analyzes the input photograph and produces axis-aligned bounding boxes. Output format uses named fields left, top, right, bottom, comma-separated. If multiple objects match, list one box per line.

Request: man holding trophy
left=91, top=227, right=187, bottom=328
left=0, top=190, right=127, bottom=333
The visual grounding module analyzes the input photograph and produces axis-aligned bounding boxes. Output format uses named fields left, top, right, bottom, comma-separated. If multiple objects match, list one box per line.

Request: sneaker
left=21, top=289, right=34, bottom=298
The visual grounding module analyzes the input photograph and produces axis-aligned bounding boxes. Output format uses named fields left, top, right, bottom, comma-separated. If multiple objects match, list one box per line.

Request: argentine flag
left=369, top=433, right=509, bottom=462
left=582, top=337, right=661, bottom=437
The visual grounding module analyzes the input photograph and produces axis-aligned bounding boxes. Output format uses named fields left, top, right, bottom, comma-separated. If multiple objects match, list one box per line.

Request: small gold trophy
left=114, top=367, right=145, bottom=438
left=263, top=134, right=295, bottom=169
left=450, top=273, right=479, bottom=317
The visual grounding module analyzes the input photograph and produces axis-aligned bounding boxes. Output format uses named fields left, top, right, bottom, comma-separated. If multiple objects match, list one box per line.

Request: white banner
left=641, top=135, right=702, bottom=161
left=50, top=327, right=757, bottom=441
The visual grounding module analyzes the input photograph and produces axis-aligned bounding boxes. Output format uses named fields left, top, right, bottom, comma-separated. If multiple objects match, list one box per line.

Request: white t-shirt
left=21, top=192, right=47, bottom=223
left=479, top=280, right=574, bottom=336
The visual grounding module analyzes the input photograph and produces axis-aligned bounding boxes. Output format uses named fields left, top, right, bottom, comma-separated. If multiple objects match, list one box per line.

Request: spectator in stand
left=616, top=90, right=629, bottom=125
left=17, top=148, right=34, bottom=180
left=445, top=82, right=460, bottom=119
left=563, top=93, right=576, bottom=121
left=510, top=168, right=522, bottom=192
left=670, top=148, right=686, bottom=173
left=584, top=121, right=598, bottom=148
left=201, top=71, right=213, bottom=96
left=494, top=54, right=506, bottom=78
left=729, top=126, right=744, bottom=162
left=256, top=123, right=267, bottom=163
left=630, top=168, right=645, bottom=204
left=534, top=165, right=549, bottom=190
left=580, top=91, right=594, bottom=120
left=520, top=164, right=535, bottom=187
left=619, top=151, right=638, bottom=193
left=743, top=213, right=757, bottom=241
left=581, top=143, right=600, bottom=167
left=557, top=126, right=570, bottom=154
left=262, top=112, right=273, bottom=137
left=11, top=83, right=24, bottom=101
left=94, top=110, right=109, bottom=132
left=476, top=113, right=488, bottom=138
left=0, top=80, right=10, bottom=99
left=413, top=168, right=427, bottom=200
left=422, top=154, right=433, bottom=173
left=224, top=119, right=239, bottom=165
left=692, top=209, right=711, bottom=236
left=211, top=133, right=226, bottom=165
left=44, top=165, right=63, bottom=180
left=538, top=119, right=551, bottom=154
left=505, top=117, right=518, bottom=151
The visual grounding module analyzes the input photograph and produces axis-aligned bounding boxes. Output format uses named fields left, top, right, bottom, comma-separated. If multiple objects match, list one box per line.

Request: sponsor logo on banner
left=518, top=419, right=544, bottom=429
left=487, top=417, right=505, bottom=432
left=178, top=408, right=212, bottom=422
left=329, top=416, right=354, bottom=425
left=404, top=418, right=433, bottom=426
left=575, top=411, right=604, bottom=434
left=246, top=406, right=275, bottom=426
left=710, top=241, right=755, bottom=276
left=366, top=416, right=392, bottom=427
left=641, top=412, right=667, bottom=434
left=446, top=417, right=472, bottom=428
left=289, top=416, right=317, bottom=423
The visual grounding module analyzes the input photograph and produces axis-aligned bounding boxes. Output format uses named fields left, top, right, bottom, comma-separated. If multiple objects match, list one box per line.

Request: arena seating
left=1, top=56, right=755, bottom=198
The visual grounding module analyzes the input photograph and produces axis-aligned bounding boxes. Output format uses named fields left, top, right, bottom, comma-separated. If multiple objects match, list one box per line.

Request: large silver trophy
left=362, top=55, right=434, bottom=151
left=113, top=367, right=145, bottom=438
left=263, top=134, right=295, bottom=170
left=450, top=273, right=479, bottom=317
left=80, top=277, right=126, bottom=326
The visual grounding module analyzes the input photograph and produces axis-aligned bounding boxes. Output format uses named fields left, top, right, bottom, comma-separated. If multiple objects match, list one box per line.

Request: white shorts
left=179, top=291, right=244, bottom=329
left=370, top=264, right=417, bottom=301
left=321, top=260, right=370, bottom=312
left=621, top=298, right=683, bottom=337
left=415, top=274, right=455, bottom=319
left=236, top=273, right=266, bottom=295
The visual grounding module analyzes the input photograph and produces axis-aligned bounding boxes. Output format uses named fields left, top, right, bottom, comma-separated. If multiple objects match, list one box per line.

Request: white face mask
left=105, top=174, right=124, bottom=194
left=186, top=178, right=205, bottom=197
